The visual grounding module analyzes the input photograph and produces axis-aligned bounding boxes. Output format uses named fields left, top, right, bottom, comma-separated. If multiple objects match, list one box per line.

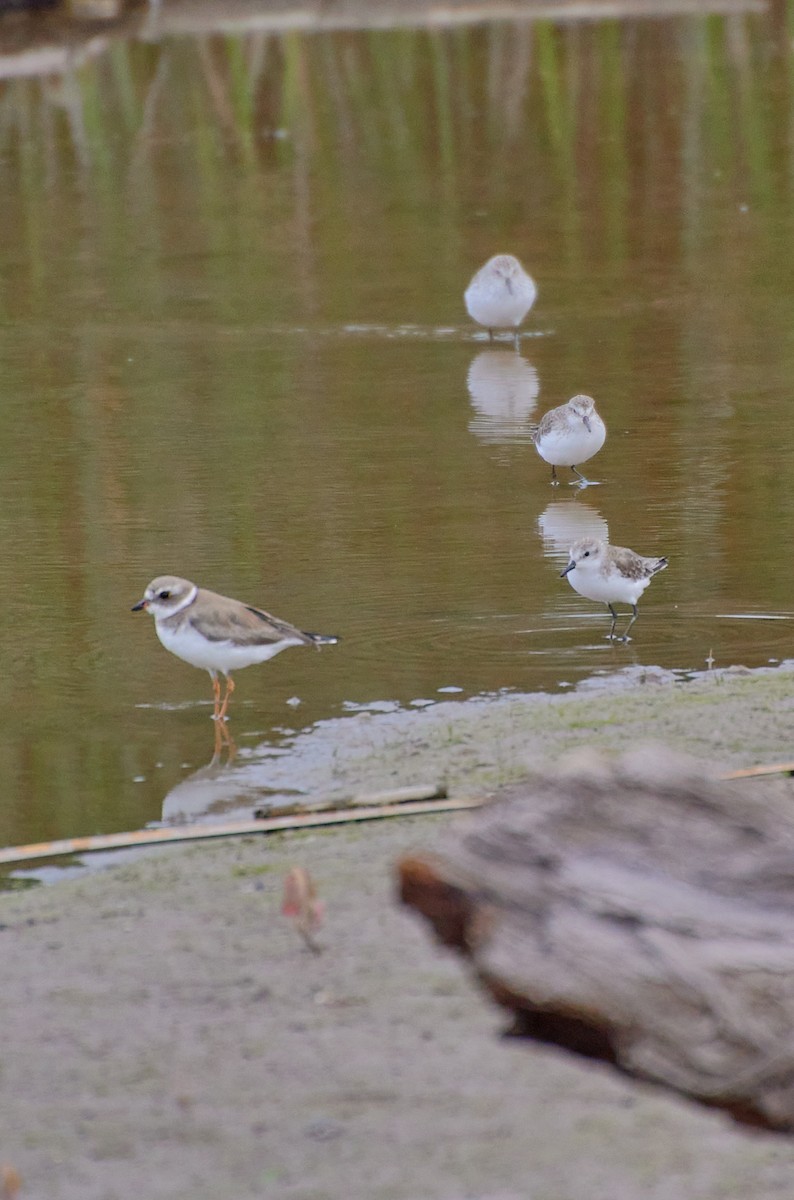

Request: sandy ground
left=4, top=665, right=794, bottom=1200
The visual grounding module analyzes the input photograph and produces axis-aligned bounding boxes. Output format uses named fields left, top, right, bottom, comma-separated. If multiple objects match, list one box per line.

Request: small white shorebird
left=132, top=576, right=339, bottom=720
left=464, top=254, right=537, bottom=339
left=560, top=537, right=668, bottom=642
left=532, top=394, right=606, bottom=486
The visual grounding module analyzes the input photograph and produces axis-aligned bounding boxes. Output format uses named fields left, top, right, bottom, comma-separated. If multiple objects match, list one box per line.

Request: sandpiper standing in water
left=532, top=394, right=606, bottom=486
left=132, top=575, right=339, bottom=720
left=464, top=254, right=537, bottom=340
left=560, top=538, right=668, bottom=641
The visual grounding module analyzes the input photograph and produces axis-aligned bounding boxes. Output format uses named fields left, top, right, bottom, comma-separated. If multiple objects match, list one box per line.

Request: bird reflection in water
left=466, top=350, right=540, bottom=445
left=537, top=498, right=610, bottom=562
left=159, top=723, right=244, bottom=824
left=212, top=714, right=237, bottom=766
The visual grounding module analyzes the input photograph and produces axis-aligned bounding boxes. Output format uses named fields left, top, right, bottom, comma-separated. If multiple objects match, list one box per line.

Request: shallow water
left=1, top=2, right=793, bottom=850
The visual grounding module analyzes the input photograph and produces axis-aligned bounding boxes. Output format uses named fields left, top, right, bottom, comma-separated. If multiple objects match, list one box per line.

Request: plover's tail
left=649, top=556, right=668, bottom=576
left=306, top=631, right=341, bottom=647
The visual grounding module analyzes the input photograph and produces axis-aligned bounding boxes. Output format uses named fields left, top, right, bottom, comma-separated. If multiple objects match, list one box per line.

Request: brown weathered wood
left=399, top=746, right=794, bottom=1132
left=0, top=790, right=479, bottom=867
left=720, top=760, right=794, bottom=780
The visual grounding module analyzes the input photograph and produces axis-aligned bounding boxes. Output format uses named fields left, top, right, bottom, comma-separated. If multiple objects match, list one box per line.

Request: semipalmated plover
left=464, top=254, right=537, bottom=338
left=560, top=538, right=668, bottom=641
left=132, top=575, right=339, bottom=720
left=532, top=394, right=606, bottom=486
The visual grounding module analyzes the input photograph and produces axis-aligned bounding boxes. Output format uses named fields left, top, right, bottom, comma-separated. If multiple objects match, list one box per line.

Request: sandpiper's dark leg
left=607, top=604, right=619, bottom=640
left=551, top=465, right=559, bottom=486
left=620, top=604, right=639, bottom=642
left=570, top=465, right=590, bottom=486
left=488, top=328, right=494, bottom=341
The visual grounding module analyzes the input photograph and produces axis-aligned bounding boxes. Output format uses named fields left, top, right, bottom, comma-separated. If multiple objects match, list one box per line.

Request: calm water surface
left=1, top=5, right=794, bottom=850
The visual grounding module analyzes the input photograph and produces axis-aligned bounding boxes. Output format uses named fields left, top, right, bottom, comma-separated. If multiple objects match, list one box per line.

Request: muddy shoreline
left=234, top=662, right=794, bottom=806
left=4, top=665, right=794, bottom=1199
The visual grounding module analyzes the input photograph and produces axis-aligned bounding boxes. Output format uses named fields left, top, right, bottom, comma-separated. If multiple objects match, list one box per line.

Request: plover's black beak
left=131, top=598, right=148, bottom=612
left=560, top=561, right=575, bottom=578
left=583, top=415, right=592, bottom=432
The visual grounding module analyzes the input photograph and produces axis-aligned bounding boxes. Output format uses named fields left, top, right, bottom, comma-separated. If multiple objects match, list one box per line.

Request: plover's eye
left=159, top=590, right=171, bottom=600
left=583, top=551, right=590, bottom=558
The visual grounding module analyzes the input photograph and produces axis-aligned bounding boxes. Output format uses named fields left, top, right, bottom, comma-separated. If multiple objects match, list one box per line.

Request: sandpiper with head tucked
left=132, top=576, right=339, bottom=720
left=560, top=538, right=667, bottom=641
left=464, top=254, right=537, bottom=339
left=532, top=394, right=606, bottom=486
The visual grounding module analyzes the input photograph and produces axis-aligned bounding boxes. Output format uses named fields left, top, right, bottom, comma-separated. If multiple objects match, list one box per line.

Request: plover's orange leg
left=210, top=672, right=222, bottom=721
left=210, top=716, right=237, bottom=765
left=211, top=716, right=224, bottom=763
left=217, top=674, right=236, bottom=722
left=219, top=719, right=237, bottom=761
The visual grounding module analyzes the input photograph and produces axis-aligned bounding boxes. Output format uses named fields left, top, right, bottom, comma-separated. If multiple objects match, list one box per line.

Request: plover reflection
left=560, top=537, right=668, bottom=642
left=531, top=394, right=606, bottom=486
left=467, top=350, right=540, bottom=444
left=464, top=254, right=537, bottom=339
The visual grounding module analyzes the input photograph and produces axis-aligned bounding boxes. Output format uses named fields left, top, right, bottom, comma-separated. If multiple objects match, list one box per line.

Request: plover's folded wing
left=240, top=602, right=339, bottom=646
left=186, top=592, right=314, bottom=647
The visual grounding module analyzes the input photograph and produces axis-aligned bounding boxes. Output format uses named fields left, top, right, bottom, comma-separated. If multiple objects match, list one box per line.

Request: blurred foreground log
left=399, top=747, right=794, bottom=1132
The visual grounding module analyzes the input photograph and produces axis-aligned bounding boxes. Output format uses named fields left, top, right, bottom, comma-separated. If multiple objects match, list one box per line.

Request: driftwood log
left=399, top=746, right=794, bottom=1132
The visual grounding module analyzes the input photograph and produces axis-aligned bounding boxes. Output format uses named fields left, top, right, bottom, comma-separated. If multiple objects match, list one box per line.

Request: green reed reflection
left=0, top=10, right=793, bottom=847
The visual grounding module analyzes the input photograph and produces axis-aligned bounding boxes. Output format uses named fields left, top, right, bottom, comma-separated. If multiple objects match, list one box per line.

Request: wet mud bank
left=4, top=663, right=794, bottom=1199
left=248, top=662, right=794, bottom=804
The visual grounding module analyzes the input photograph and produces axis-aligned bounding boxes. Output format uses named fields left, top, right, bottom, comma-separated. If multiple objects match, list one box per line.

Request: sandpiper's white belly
left=566, top=567, right=650, bottom=607
left=535, top=421, right=606, bottom=467
left=156, top=619, right=302, bottom=674
left=465, top=277, right=537, bottom=329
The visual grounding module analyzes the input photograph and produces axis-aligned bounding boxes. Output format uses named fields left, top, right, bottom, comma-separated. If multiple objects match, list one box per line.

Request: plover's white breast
left=156, top=619, right=303, bottom=674
left=535, top=417, right=606, bottom=467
